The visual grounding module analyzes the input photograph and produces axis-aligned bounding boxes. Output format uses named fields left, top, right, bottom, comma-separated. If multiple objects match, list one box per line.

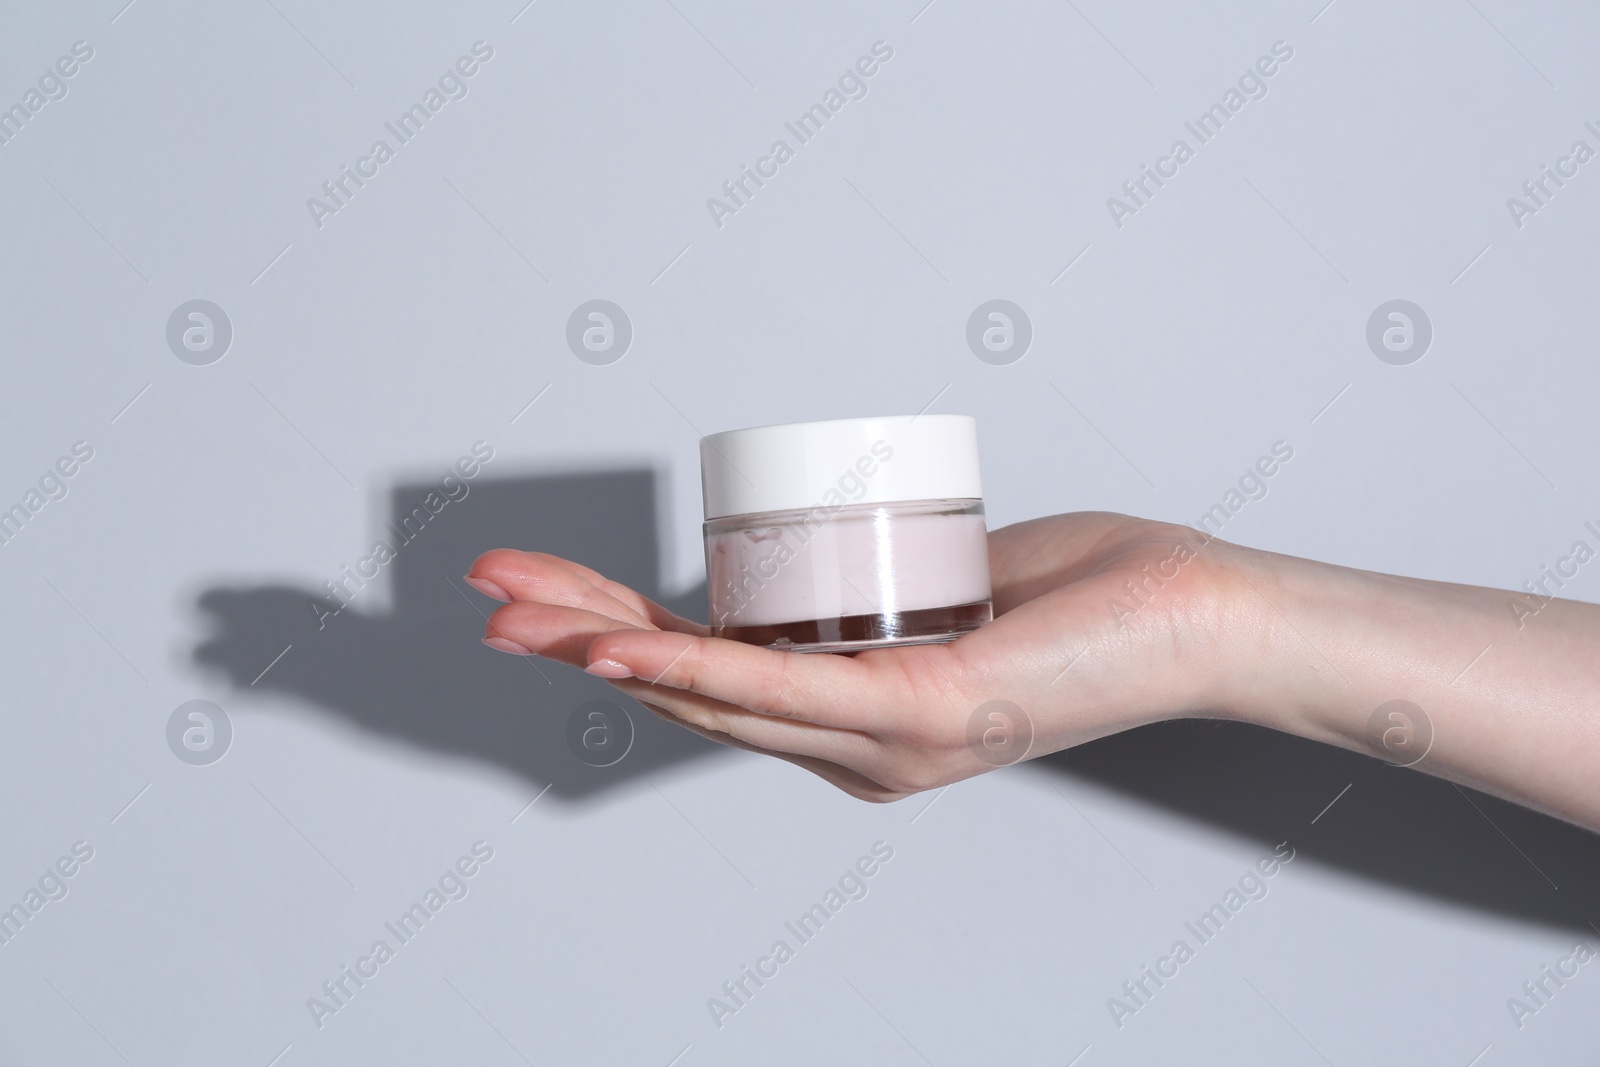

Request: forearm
left=1225, top=546, right=1600, bottom=829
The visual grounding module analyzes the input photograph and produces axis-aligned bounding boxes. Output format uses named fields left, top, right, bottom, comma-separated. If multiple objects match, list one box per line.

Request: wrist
left=1115, top=522, right=1600, bottom=829
left=1110, top=526, right=1305, bottom=729
left=1194, top=541, right=1364, bottom=743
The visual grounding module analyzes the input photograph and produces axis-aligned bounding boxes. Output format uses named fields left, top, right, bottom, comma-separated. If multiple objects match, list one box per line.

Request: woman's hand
left=467, top=513, right=1251, bottom=801
left=470, top=511, right=1600, bottom=828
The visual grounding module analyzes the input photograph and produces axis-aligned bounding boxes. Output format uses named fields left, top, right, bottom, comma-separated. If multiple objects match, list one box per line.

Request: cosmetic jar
left=700, top=415, right=993, bottom=653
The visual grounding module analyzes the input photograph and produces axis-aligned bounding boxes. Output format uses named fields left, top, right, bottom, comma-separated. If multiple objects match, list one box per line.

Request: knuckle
left=681, top=640, right=719, bottom=692
left=755, top=651, right=801, bottom=717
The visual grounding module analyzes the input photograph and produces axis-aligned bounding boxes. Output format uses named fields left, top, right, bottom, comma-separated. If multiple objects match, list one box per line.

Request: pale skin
left=466, top=513, right=1600, bottom=831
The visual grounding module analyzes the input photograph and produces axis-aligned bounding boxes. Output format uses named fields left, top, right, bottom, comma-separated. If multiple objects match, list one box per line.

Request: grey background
left=2, top=0, right=1598, bottom=1063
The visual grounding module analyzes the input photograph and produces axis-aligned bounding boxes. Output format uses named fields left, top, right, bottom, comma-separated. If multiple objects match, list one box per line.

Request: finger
left=469, top=548, right=707, bottom=636
left=607, top=676, right=881, bottom=768
left=470, top=548, right=691, bottom=630
left=631, top=698, right=906, bottom=803
left=584, top=630, right=889, bottom=731
left=484, top=601, right=641, bottom=666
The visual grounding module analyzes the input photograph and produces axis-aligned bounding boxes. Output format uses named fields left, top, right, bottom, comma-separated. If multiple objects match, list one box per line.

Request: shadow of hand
left=191, top=469, right=715, bottom=798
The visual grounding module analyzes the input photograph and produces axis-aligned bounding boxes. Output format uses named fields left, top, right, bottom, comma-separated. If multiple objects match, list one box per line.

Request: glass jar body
left=704, top=498, right=992, bottom=653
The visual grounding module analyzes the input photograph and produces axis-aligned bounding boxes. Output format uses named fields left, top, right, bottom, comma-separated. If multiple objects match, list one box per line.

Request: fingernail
left=585, top=658, right=634, bottom=679
left=464, top=575, right=511, bottom=601
left=483, top=636, right=533, bottom=655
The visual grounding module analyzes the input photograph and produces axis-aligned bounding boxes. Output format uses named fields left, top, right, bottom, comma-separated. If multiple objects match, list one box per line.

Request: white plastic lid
left=700, top=414, right=983, bottom=521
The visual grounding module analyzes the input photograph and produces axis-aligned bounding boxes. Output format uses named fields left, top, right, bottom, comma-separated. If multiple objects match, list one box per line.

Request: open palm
left=469, top=513, right=1236, bottom=801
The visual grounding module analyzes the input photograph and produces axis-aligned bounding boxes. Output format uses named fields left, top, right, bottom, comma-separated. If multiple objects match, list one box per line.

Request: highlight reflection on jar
left=699, top=415, right=993, bottom=653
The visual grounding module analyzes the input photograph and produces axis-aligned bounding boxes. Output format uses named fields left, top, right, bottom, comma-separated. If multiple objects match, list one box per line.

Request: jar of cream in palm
left=699, top=415, right=993, bottom=653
